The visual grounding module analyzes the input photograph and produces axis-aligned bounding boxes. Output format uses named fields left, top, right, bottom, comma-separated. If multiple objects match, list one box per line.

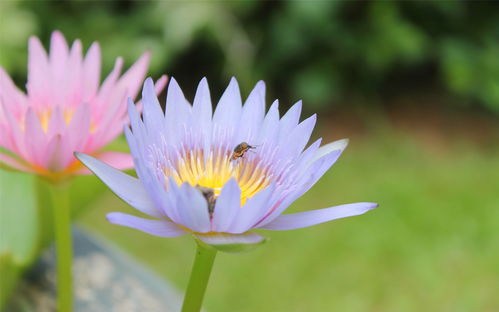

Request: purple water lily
left=76, top=77, right=377, bottom=250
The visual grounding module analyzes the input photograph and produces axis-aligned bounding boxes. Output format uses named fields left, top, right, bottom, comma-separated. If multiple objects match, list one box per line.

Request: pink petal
left=83, top=42, right=101, bottom=100
left=43, top=134, right=67, bottom=171
left=47, top=106, right=66, bottom=137
left=97, top=151, right=134, bottom=170
left=49, top=30, right=69, bottom=92
left=67, top=103, right=90, bottom=151
left=27, top=36, right=50, bottom=110
left=0, top=67, right=27, bottom=120
left=117, top=51, right=151, bottom=100
left=0, top=152, right=33, bottom=172
left=64, top=39, right=83, bottom=110
left=25, top=108, right=47, bottom=165
left=0, top=102, right=27, bottom=158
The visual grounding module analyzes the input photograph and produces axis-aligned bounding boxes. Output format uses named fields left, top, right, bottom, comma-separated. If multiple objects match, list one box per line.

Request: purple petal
left=75, top=152, right=163, bottom=218
left=280, top=113, right=316, bottom=159
left=278, top=100, right=302, bottom=142
left=212, top=77, right=242, bottom=148
left=127, top=99, right=147, bottom=145
left=235, top=80, right=266, bottom=143
left=195, top=231, right=266, bottom=252
left=142, top=78, right=165, bottom=134
left=229, top=184, right=276, bottom=233
left=211, top=179, right=241, bottom=232
left=107, top=212, right=186, bottom=237
left=192, top=77, right=212, bottom=152
left=259, top=202, right=378, bottom=231
left=258, top=100, right=279, bottom=142
left=170, top=181, right=211, bottom=233
left=164, top=77, right=191, bottom=147
left=305, top=138, right=349, bottom=169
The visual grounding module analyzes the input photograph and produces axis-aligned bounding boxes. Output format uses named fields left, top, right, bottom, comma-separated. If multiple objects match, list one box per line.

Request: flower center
left=164, top=148, right=271, bottom=205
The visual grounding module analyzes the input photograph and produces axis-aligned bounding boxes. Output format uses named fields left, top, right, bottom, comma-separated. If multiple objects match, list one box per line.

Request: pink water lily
left=0, top=31, right=167, bottom=181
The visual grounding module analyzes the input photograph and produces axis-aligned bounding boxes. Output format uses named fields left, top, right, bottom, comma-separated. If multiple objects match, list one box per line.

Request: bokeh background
left=1, top=1, right=499, bottom=311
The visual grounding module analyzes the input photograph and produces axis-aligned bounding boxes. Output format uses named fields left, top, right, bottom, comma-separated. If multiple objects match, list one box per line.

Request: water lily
left=77, top=77, right=376, bottom=311
left=0, top=31, right=167, bottom=182
left=0, top=30, right=166, bottom=311
left=76, top=77, right=377, bottom=250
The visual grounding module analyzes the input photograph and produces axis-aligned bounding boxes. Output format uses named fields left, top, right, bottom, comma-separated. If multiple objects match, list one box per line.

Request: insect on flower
left=196, top=185, right=217, bottom=217
left=230, top=142, right=256, bottom=161
left=76, top=77, right=377, bottom=252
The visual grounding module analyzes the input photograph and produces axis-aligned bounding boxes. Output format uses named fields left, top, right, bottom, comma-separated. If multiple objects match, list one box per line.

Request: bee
left=195, top=185, right=216, bottom=217
left=230, top=142, right=256, bottom=161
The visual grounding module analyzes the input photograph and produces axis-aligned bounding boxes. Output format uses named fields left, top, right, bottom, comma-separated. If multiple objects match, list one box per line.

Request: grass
left=79, top=128, right=499, bottom=312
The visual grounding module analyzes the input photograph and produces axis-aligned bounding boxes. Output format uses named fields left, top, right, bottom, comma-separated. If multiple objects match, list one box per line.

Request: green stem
left=181, top=243, right=217, bottom=312
left=49, top=182, right=73, bottom=312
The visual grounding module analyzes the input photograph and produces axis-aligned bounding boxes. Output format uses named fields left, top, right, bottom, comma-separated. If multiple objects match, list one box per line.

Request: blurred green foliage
left=1, top=1, right=499, bottom=112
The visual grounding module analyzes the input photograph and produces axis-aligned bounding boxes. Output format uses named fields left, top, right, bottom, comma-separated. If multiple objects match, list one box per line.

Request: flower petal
left=192, top=77, right=212, bottom=153
left=169, top=181, right=211, bottom=233
left=195, top=231, right=266, bottom=253
left=164, top=77, right=191, bottom=147
left=142, top=78, right=165, bottom=134
left=278, top=100, right=302, bottom=142
left=306, top=138, right=349, bottom=169
left=212, top=77, right=242, bottom=149
left=235, top=80, right=265, bottom=144
left=0, top=151, right=33, bottom=172
left=257, top=148, right=344, bottom=227
left=107, top=212, right=186, bottom=237
left=229, top=184, right=276, bottom=233
left=280, top=113, right=316, bottom=159
left=117, top=51, right=151, bottom=100
left=211, top=178, right=241, bottom=232
left=75, top=152, right=163, bottom=218
left=97, top=152, right=133, bottom=170
left=25, top=108, right=47, bottom=165
left=83, top=42, right=101, bottom=100
left=0, top=67, right=27, bottom=118
left=259, top=202, right=378, bottom=231
left=27, top=36, right=50, bottom=108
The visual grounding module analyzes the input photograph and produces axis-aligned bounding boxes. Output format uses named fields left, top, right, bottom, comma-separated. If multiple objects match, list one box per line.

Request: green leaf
left=0, top=170, right=39, bottom=306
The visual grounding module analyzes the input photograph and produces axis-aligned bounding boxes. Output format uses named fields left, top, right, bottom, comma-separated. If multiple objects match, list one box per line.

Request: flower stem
left=181, top=243, right=217, bottom=312
left=49, top=182, right=73, bottom=312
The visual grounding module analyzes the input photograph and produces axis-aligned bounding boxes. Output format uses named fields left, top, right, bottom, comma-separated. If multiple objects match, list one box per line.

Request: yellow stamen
left=37, top=108, right=75, bottom=132
left=39, top=110, right=51, bottom=132
left=165, top=149, right=270, bottom=206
